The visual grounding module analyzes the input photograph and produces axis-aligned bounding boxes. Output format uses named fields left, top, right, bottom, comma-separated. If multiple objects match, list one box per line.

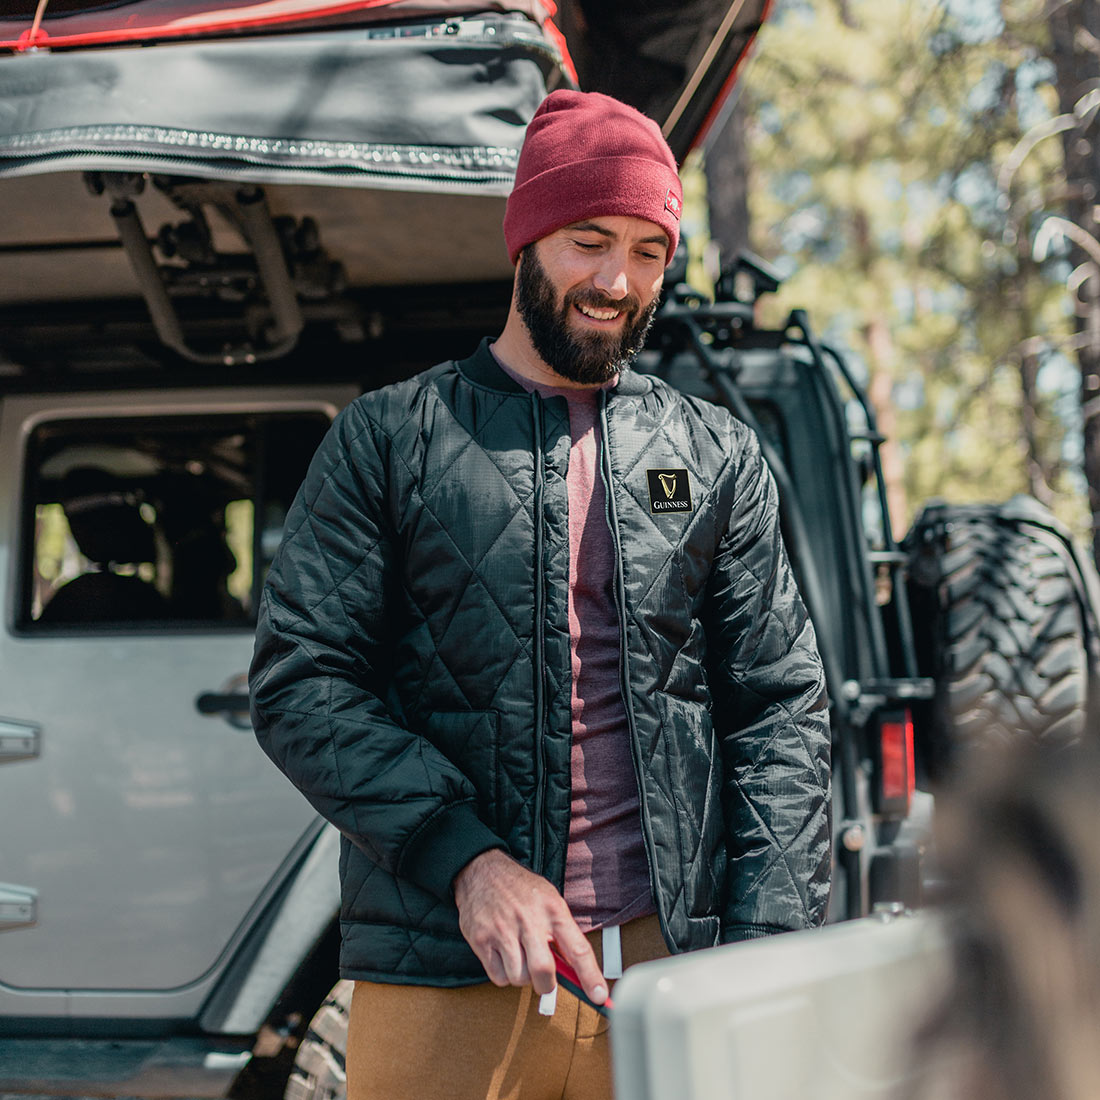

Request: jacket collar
left=455, top=337, right=653, bottom=397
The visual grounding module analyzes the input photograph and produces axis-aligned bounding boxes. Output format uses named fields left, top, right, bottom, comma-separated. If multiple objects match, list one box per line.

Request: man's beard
left=515, top=245, right=660, bottom=385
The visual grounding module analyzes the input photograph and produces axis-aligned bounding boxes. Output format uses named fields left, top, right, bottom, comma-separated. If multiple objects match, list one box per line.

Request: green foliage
left=681, top=149, right=715, bottom=296
left=733, top=0, right=1089, bottom=539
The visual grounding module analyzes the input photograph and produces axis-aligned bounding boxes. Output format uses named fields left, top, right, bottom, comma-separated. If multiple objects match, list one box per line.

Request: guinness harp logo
left=647, top=468, right=692, bottom=513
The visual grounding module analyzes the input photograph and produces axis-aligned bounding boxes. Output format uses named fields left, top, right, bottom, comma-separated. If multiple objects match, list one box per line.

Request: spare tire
left=905, top=496, right=1100, bottom=780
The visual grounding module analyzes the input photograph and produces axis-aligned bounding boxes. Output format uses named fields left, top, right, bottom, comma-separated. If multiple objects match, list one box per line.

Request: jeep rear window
left=18, top=412, right=328, bottom=632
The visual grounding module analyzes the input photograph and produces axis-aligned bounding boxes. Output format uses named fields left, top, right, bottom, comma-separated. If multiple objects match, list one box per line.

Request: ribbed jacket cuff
left=397, top=801, right=505, bottom=901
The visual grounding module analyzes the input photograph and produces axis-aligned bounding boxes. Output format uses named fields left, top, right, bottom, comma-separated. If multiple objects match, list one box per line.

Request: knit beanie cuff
left=503, top=154, right=682, bottom=265
left=503, top=90, right=683, bottom=266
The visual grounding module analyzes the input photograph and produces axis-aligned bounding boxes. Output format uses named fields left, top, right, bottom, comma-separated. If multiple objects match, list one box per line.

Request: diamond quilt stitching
left=298, top=522, right=380, bottom=619
left=370, top=391, right=520, bottom=509
left=727, top=784, right=817, bottom=920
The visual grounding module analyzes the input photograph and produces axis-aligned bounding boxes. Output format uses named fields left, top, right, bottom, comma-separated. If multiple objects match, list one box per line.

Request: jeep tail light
left=877, top=709, right=914, bottom=816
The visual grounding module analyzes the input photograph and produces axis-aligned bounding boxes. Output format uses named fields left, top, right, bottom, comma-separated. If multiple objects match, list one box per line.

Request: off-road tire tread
left=284, top=979, right=353, bottom=1100
left=908, top=508, right=1090, bottom=776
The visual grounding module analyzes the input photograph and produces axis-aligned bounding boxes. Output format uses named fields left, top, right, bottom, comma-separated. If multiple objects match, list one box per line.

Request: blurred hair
left=907, top=741, right=1100, bottom=1100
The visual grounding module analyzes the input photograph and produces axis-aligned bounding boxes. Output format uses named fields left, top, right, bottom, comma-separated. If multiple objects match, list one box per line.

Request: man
left=250, top=89, right=831, bottom=1099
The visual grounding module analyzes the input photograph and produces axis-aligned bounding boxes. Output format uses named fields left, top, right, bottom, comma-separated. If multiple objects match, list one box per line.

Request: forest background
left=695, top=0, right=1100, bottom=562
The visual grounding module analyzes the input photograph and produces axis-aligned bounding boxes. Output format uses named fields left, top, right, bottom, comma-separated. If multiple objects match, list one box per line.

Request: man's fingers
left=509, top=958, right=532, bottom=988
left=484, top=947, right=509, bottom=987
left=523, top=934, right=558, bottom=996
left=552, top=922, right=607, bottom=1005
left=499, top=942, right=529, bottom=987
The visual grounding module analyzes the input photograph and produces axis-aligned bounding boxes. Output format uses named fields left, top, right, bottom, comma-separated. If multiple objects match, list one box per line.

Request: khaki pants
left=347, top=913, right=669, bottom=1100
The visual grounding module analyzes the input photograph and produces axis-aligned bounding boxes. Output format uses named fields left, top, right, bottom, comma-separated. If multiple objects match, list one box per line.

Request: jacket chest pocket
left=422, top=710, right=501, bottom=832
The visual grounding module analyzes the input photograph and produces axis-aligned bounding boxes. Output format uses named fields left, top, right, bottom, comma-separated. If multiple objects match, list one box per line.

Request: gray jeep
left=1, top=2, right=1097, bottom=1098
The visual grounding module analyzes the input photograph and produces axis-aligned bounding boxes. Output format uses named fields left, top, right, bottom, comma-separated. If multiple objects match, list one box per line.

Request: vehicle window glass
left=19, top=412, right=328, bottom=631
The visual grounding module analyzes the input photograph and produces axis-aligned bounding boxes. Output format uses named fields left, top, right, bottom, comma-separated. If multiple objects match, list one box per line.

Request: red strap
left=549, top=942, right=615, bottom=1014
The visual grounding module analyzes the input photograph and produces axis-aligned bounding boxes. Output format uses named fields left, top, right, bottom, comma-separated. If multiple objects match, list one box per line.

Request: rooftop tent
left=0, top=0, right=769, bottom=369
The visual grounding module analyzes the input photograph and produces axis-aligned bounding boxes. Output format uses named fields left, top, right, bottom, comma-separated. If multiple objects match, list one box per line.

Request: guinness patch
left=647, top=468, right=692, bottom=513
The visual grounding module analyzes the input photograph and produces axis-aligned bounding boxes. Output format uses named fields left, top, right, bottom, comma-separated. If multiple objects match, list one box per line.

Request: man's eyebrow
left=565, top=221, right=670, bottom=246
left=566, top=221, right=615, bottom=238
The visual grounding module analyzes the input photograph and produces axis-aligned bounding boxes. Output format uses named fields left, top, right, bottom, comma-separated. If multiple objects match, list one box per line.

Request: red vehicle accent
left=878, top=709, right=915, bottom=816
left=2, top=0, right=573, bottom=75
left=688, top=0, right=775, bottom=151
left=6, top=2, right=393, bottom=51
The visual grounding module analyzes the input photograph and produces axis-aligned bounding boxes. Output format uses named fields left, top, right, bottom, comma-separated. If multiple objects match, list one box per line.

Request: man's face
left=515, top=215, right=667, bottom=385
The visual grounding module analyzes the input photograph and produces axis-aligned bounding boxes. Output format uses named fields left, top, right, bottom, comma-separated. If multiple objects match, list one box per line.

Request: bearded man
left=250, top=89, right=831, bottom=1100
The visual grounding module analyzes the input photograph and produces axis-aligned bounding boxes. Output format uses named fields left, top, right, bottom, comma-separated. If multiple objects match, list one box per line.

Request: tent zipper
left=0, top=140, right=516, bottom=189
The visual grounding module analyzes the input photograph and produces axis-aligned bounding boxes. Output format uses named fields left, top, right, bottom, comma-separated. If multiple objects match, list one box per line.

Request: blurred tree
left=1047, top=0, right=1100, bottom=561
left=726, top=0, right=1087, bottom=543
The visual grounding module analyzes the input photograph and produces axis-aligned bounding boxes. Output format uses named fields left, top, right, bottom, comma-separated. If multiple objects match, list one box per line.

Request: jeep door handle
left=195, top=692, right=250, bottom=715
left=195, top=674, right=252, bottom=730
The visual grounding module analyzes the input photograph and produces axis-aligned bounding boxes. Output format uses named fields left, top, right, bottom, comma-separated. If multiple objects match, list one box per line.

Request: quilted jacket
left=249, top=338, right=831, bottom=985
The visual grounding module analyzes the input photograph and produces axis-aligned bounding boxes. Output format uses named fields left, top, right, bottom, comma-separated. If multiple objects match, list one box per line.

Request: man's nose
left=592, top=253, right=630, bottom=300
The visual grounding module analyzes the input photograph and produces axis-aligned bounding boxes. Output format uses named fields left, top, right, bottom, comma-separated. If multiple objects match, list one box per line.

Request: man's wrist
left=452, top=846, right=509, bottom=903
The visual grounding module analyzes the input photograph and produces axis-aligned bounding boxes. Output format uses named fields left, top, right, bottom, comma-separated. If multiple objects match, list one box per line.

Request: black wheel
left=905, top=496, right=1100, bottom=779
left=284, top=979, right=352, bottom=1100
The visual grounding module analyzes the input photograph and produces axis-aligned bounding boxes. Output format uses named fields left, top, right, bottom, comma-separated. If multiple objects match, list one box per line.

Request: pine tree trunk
left=865, top=316, right=909, bottom=540
left=705, top=97, right=752, bottom=265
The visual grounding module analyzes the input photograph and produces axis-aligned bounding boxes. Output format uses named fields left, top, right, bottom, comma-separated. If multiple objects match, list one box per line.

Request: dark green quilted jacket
left=250, top=339, right=831, bottom=985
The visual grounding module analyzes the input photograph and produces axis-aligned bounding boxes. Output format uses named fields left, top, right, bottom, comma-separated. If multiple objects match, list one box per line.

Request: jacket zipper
left=598, top=393, right=672, bottom=948
left=531, top=393, right=546, bottom=873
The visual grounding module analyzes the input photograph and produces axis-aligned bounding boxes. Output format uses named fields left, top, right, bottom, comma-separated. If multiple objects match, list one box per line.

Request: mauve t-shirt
left=494, top=351, right=654, bottom=930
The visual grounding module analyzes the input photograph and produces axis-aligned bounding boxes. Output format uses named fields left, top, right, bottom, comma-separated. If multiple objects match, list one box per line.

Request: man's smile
left=575, top=302, right=623, bottom=323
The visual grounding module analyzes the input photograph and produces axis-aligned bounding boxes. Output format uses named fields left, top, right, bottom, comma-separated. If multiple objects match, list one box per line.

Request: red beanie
left=503, top=90, right=682, bottom=266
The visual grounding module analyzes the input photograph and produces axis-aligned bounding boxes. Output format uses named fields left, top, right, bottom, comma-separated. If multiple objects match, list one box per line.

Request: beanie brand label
left=647, top=469, right=692, bottom=513
left=665, top=190, right=683, bottom=218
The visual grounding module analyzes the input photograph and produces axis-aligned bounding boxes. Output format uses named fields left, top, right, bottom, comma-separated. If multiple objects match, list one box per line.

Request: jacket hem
left=339, top=965, right=490, bottom=988
left=721, top=923, right=789, bottom=942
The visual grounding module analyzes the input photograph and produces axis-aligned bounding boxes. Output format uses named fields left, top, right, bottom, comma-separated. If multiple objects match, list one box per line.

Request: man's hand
left=453, top=849, right=607, bottom=1004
